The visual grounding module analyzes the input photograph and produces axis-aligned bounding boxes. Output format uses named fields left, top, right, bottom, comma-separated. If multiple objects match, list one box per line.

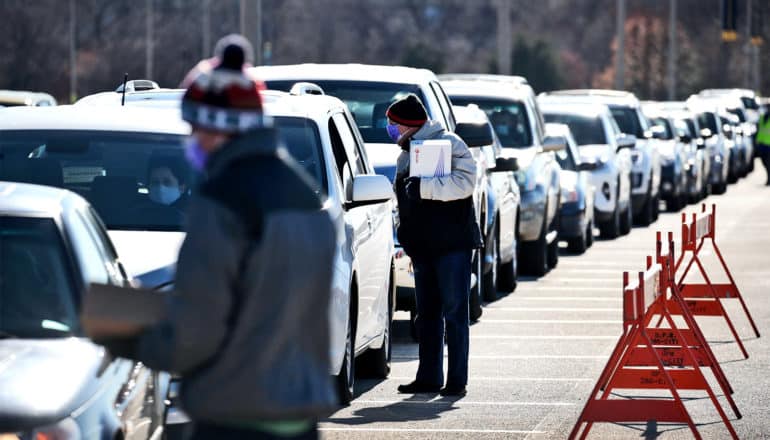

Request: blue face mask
left=386, top=123, right=401, bottom=143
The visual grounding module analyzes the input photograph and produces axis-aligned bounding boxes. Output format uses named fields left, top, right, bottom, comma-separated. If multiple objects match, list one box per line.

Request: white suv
left=4, top=90, right=397, bottom=405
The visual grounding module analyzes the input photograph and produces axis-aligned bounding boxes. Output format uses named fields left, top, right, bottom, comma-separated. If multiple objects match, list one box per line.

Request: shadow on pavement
left=325, top=394, right=460, bottom=425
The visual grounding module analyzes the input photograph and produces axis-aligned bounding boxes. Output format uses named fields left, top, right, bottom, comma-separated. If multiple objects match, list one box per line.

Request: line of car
left=0, top=67, right=761, bottom=438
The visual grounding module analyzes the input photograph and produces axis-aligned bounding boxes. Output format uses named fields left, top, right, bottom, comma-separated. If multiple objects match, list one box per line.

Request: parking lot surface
left=320, top=169, right=770, bottom=439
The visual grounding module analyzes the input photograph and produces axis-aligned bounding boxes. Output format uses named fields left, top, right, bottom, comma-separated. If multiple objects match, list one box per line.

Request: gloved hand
left=405, top=177, right=421, bottom=201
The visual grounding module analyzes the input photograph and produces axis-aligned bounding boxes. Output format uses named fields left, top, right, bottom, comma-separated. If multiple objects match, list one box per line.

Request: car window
left=429, top=82, right=452, bottom=129
left=609, top=106, right=646, bottom=138
left=265, top=80, right=424, bottom=144
left=0, top=130, right=191, bottom=231
left=697, top=112, right=719, bottom=134
left=328, top=117, right=354, bottom=200
left=649, top=117, right=674, bottom=139
left=65, top=212, right=110, bottom=286
left=741, top=97, right=758, bottom=110
left=543, top=113, right=607, bottom=146
left=450, top=97, right=533, bottom=148
left=332, top=113, right=366, bottom=175
left=0, top=217, right=79, bottom=338
left=275, top=116, right=327, bottom=192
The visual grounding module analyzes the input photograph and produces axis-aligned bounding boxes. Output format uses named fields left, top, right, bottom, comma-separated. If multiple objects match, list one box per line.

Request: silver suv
left=542, top=90, right=661, bottom=226
left=442, top=76, right=563, bottom=277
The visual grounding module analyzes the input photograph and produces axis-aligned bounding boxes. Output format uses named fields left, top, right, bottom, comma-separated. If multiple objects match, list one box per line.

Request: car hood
left=0, top=338, right=107, bottom=431
left=108, top=230, right=185, bottom=288
left=577, top=144, right=612, bottom=163
left=500, top=147, right=538, bottom=171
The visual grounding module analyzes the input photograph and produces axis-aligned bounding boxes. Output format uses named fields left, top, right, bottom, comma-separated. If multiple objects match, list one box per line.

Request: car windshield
left=741, top=97, right=758, bottom=110
left=265, top=80, right=424, bottom=144
left=0, top=119, right=324, bottom=231
left=543, top=113, right=608, bottom=146
left=448, top=97, right=533, bottom=148
left=727, top=108, right=747, bottom=123
left=609, top=106, right=646, bottom=137
left=649, top=117, right=674, bottom=140
left=697, top=112, right=719, bottom=134
left=0, top=217, right=78, bottom=339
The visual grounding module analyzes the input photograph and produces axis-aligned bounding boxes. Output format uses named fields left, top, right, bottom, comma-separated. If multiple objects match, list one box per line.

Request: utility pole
left=667, top=0, right=677, bottom=100
left=495, top=0, right=512, bottom=75
left=69, top=0, right=77, bottom=102
left=146, top=0, right=154, bottom=79
left=202, top=0, right=211, bottom=57
left=745, top=0, right=753, bottom=88
left=614, top=0, right=626, bottom=90
left=255, top=0, right=262, bottom=65
left=239, top=0, right=246, bottom=36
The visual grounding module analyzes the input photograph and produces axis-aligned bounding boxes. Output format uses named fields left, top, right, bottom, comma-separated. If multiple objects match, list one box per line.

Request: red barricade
left=671, top=204, right=760, bottom=359
left=569, top=239, right=739, bottom=439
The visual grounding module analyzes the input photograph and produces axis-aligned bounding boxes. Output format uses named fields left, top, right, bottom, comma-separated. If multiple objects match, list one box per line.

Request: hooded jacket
left=129, top=128, right=339, bottom=422
left=395, top=120, right=482, bottom=259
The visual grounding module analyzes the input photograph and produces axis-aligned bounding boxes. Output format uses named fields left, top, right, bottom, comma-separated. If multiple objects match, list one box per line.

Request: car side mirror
left=455, top=121, right=494, bottom=148
left=491, top=157, right=518, bottom=172
left=542, top=135, right=566, bottom=152
left=678, top=134, right=692, bottom=144
left=650, top=125, right=667, bottom=140
left=347, top=174, right=393, bottom=209
left=577, top=161, right=599, bottom=171
left=616, top=133, right=637, bottom=150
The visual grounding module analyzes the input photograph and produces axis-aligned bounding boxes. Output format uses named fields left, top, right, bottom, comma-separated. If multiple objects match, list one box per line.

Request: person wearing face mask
left=146, top=156, right=189, bottom=208
left=388, top=94, right=481, bottom=397
left=82, top=35, right=337, bottom=440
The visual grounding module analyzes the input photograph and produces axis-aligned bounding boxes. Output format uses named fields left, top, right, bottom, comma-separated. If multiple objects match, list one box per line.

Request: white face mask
left=149, top=184, right=182, bottom=205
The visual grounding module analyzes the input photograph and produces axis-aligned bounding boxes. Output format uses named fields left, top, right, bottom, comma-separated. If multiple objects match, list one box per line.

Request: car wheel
left=599, top=202, right=621, bottom=239
left=619, top=200, right=632, bottom=236
left=547, top=217, right=559, bottom=269
left=713, top=181, right=727, bottom=195
left=652, top=193, right=660, bottom=219
left=586, top=218, right=594, bottom=248
left=482, top=229, right=498, bottom=302
left=636, top=183, right=654, bottom=226
left=567, top=223, right=588, bottom=254
left=469, top=252, right=483, bottom=322
left=521, top=215, right=549, bottom=276
left=336, top=306, right=356, bottom=405
left=497, top=233, right=518, bottom=294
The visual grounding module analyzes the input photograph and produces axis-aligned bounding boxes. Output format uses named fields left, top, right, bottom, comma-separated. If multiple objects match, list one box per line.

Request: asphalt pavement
left=320, top=167, right=770, bottom=439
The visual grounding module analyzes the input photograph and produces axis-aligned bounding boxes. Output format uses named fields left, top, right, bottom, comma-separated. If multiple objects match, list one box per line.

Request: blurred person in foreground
left=756, top=105, right=770, bottom=185
left=83, top=36, right=338, bottom=439
left=388, top=94, right=481, bottom=397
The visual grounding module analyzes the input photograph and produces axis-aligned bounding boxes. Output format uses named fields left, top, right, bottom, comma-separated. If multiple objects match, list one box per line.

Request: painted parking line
left=482, top=307, right=622, bottom=312
left=469, top=335, right=619, bottom=340
left=512, top=296, right=622, bottom=301
left=389, top=376, right=594, bottom=382
left=528, top=286, right=618, bottom=291
left=481, top=319, right=622, bottom=324
left=320, top=428, right=548, bottom=434
left=350, top=399, right=576, bottom=407
left=393, top=354, right=609, bottom=360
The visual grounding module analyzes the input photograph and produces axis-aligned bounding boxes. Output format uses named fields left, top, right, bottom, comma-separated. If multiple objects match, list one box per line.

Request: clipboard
left=81, top=283, right=166, bottom=336
left=409, top=139, right=452, bottom=178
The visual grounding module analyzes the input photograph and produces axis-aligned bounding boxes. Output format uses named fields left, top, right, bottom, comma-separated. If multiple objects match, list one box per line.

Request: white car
left=0, top=93, right=396, bottom=406
left=539, top=102, right=633, bottom=239
left=540, top=90, right=661, bottom=226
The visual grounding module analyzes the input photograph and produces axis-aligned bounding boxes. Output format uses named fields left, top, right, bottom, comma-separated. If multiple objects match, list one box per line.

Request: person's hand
left=405, top=177, right=421, bottom=201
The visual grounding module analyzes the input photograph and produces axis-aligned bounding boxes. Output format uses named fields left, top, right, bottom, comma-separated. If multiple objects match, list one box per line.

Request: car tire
left=567, top=224, right=588, bottom=254
left=469, top=252, right=483, bottom=322
left=636, top=183, right=655, bottom=226
left=652, top=193, right=660, bottom=220
left=482, top=230, right=498, bottom=302
left=497, top=232, right=518, bottom=294
left=713, top=181, right=727, bottom=195
left=619, top=201, right=632, bottom=236
left=336, top=306, right=356, bottom=406
left=547, top=217, right=559, bottom=269
left=599, top=203, right=621, bottom=239
left=521, top=215, right=549, bottom=276
left=586, top=218, right=594, bottom=248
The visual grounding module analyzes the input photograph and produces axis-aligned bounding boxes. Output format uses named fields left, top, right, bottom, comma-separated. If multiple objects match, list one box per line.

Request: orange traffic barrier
left=569, top=246, right=739, bottom=439
left=671, top=204, right=759, bottom=359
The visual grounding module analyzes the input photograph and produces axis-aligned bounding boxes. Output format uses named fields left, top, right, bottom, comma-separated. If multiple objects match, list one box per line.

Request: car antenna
left=121, top=73, right=128, bottom=106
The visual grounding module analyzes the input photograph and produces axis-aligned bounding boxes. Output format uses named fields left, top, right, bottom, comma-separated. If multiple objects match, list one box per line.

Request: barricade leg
left=712, top=238, right=761, bottom=337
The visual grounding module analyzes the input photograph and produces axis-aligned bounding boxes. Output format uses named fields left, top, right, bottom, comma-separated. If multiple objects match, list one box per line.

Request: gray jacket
left=395, top=120, right=477, bottom=201
left=134, top=129, right=339, bottom=422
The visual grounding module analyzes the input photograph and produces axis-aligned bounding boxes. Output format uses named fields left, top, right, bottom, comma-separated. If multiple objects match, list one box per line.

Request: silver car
left=540, top=102, right=633, bottom=239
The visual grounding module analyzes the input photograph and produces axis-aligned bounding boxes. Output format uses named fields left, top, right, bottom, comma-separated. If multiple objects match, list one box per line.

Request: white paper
left=409, top=139, right=452, bottom=178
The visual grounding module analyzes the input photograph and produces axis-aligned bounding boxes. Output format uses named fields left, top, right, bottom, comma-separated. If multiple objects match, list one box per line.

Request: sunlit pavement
left=319, top=167, right=770, bottom=439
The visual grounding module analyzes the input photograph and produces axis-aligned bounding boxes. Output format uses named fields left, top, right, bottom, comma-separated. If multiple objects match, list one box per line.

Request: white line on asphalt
left=537, top=277, right=619, bottom=282
left=388, top=376, right=594, bottom=382
left=529, top=286, right=618, bottom=291
left=554, top=268, right=624, bottom=274
left=319, top=428, right=548, bottom=434
left=482, top=319, right=622, bottom=324
left=393, top=355, right=608, bottom=360
left=468, top=335, right=618, bottom=340
left=483, top=307, right=622, bottom=312
left=350, top=399, right=576, bottom=407
left=513, top=296, right=622, bottom=301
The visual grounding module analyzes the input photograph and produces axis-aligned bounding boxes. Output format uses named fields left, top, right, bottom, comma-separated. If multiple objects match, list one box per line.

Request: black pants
left=190, top=423, right=318, bottom=440
left=760, top=147, right=770, bottom=184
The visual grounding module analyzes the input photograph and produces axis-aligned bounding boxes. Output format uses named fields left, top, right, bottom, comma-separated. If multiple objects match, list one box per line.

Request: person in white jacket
left=387, top=94, right=481, bottom=397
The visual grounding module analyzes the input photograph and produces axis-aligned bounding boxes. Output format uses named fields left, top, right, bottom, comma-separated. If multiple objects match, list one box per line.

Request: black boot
left=397, top=381, right=442, bottom=394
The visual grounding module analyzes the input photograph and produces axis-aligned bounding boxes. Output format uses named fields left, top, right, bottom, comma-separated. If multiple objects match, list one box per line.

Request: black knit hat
left=386, top=94, right=428, bottom=127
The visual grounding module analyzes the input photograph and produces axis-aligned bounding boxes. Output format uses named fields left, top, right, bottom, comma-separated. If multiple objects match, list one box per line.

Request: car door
left=329, top=112, right=379, bottom=347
